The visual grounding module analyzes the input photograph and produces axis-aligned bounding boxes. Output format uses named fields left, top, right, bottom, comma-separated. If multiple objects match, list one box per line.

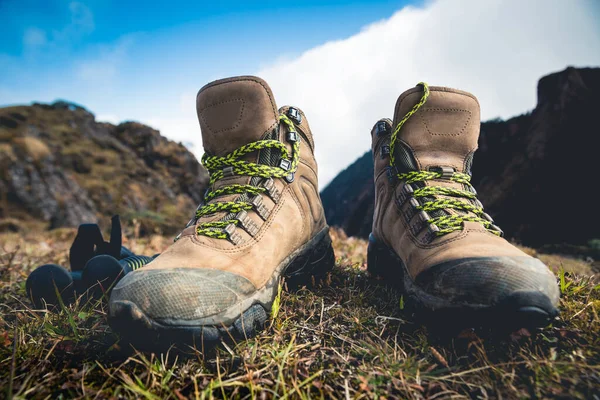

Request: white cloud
left=146, top=115, right=202, bottom=158
left=75, top=35, right=134, bottom=86
left=257, top=0, right=600, bottom=187
left=96, top=114, right=121, bottom=124
left=76, top=61, right=117, bottom=82
left=23, top=28, right=47, bottom=48
left=54, top=1, right=95, bottom=42
left=22, top=2, right=95, bottom=54
left=4, top=0, right=598, bottom=187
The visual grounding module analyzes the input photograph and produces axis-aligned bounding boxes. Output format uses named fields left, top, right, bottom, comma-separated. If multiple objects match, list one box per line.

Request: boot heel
left=367, top=233, right=397, bottom=279
left=284, top=228, right=335, bottom=287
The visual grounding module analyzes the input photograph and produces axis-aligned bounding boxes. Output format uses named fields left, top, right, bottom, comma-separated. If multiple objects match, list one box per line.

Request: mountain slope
left=321, top=67, right=600, bottom=247
left=0, top=101, right=208, bottom=233
left=320, top=150, right=374, bottom=239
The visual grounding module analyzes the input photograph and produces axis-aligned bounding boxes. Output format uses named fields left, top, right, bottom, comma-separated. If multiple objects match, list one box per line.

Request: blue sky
left=1, top=0, right=599, bottom=186
left=0, top=0, right=413, bottom=109
left=1, top=1, right=413, bottom=56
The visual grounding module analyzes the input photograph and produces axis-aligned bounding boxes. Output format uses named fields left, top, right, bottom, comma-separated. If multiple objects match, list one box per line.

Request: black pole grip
left=120, top=255, right=155, bottom=272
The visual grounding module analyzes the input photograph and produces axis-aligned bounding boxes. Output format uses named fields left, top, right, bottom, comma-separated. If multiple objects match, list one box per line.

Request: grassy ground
left=1, top=228, right=599, bottom=399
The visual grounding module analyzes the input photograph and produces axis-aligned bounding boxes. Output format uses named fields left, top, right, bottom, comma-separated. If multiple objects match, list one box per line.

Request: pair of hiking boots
left=108, top=76, right=560, bottom=343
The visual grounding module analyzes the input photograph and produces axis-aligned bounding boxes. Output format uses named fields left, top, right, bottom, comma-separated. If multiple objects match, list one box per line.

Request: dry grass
left=12, top=136, right=51, bottom=162
left=1, top=228, right=599, bottom=399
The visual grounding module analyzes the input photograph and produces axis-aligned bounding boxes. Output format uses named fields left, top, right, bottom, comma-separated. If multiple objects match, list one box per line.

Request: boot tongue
left=196, top=76, right=279, bottom=156
left=392, top=85, right=481, bottom=173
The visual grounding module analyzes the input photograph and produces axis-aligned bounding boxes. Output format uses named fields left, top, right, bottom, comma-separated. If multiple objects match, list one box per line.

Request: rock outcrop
left=0, top=101, right=208, bottom=233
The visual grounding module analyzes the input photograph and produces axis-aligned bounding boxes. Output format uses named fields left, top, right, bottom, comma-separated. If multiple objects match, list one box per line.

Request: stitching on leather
left=394, top=88, right=423, bottom=122
left=298, top=159, right=318, bottom=182
left=200, top=76, right=277, bottom=115
left=251, top=78, right=278, bottom=116
left=419, top=108, right=471, bottom=137
left=197, top=77, right=279, bottom=139
left=467, top=227, right=500, bottom=238
left=261, top=121, right=278, bottom=141
left=462, top=150, right=476, bottom=173
left=417, top=227, right=468, bottom=249
left=373, top=135, right=388, bottom=154
left=252, top=187, right=290, bottom=246
left=199, top=98, right=245, bottom=134
left=289, top=183, right=307, bottom=241
left=418, top=227, right=496, bottom=267
left=374, top=181, right=388, bottom=231
left=374, top=167, right=387, bottom=184
left=299, top=176, right=321, bottom=224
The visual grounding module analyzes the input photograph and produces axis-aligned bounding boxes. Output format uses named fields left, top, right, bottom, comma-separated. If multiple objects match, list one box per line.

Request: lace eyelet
left=279, top=158, right=291, bottom=171
left=400, top=198, right=419, bottom=222
left=251, top=195, right=270, bottom=220
left=397, top=183, right=414, bottom=205
left=236, top=210, right=260, bottom=237
left=409, top=211, right=431, bottom=236
left=430, top=166, right=454, bottom=179
left=222, top=166, right=235, bottom=178
left=262, top=178, right=281, bottom=202
left=224, top=223, right=243, bottom=245
left=373, top=121, right=388, bottom=136
left=380, top=144, right=390, bottom=159
left=428, top=224, right=440, bottom=234
left=287, top=107, right=302, bottom=124
left=490, top=224, right=504, bottom=237
left=387, top=166, right=398, bottom=183
left=424, top=224, right=440, bottom=242
left=286, top=131, right=299, bottom=143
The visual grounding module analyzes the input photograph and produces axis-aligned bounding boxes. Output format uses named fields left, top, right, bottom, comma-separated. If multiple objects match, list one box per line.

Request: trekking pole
left=25, top=215, right=154, bottom=309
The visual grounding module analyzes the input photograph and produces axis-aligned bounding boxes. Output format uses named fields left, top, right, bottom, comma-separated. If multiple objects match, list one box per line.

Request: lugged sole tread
left=367, top=233, right=559, bottom=332
left=109, top=228, right=335, bottom=347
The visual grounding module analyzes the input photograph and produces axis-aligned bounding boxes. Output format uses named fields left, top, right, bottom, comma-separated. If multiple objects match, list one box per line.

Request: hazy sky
left=2, top=0, right=599, bottom=187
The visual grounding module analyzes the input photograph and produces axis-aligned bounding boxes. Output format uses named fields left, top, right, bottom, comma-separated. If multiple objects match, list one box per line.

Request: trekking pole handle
left=119, top=255, right=156, bottom=274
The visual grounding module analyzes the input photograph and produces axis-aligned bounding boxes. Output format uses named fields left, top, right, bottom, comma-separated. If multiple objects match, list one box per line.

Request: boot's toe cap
left=415, top=256, right=560, bottom=312
left=109, top=268, right=257, bottom=325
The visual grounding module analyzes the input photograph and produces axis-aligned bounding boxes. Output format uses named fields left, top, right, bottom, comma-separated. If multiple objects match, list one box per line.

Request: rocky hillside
left=321, top=67, right=600, bottom=248
left=0, top=101, right=208, bottom=234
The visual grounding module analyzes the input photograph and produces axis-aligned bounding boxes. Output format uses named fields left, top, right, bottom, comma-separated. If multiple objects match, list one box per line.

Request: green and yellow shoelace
left=389, top=82, right=501, bottom=237
left=195, top=114, right=300, bottom=240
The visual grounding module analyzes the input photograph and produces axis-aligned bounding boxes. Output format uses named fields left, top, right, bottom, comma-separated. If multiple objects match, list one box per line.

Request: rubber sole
left=367, top=233, right=559, bottom=332
left=108, top=228, right=335, bottom=347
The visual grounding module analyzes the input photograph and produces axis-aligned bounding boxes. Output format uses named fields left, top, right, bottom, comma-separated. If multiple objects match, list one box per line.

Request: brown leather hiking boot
left=109, top=76, right=334, bottom=344
left=368, top=83, right=560, bottom=330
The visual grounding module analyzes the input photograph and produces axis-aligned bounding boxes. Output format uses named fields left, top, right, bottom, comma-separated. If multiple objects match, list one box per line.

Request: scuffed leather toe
left=415, top=256, right=560, bottom=309
left=109, top=268, right=256, bottom=325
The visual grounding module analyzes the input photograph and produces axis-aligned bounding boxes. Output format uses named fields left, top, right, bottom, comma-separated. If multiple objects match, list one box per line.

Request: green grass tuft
left=1, top=228, right=599, bottom=398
